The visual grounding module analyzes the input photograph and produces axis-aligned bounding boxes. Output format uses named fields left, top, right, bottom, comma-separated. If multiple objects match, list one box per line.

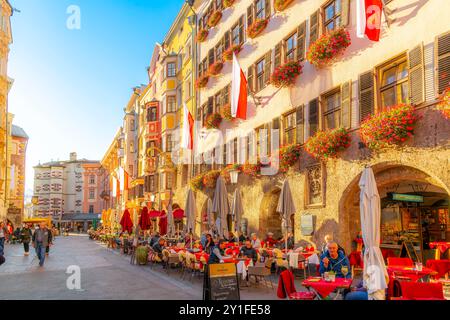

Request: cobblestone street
left=0, top=235, right=279, bottom=300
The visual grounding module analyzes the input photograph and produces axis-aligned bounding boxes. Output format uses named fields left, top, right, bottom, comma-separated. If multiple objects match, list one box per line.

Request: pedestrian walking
left=0, top=221, right=7, bottom=256
left=46, top=227, right=53, bottom=256
left=20, top=224, right=33, bottom=256
left=32, top=222, right=51, bottom=267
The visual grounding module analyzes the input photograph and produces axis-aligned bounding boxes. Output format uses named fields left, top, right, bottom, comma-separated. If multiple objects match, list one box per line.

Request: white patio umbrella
left=206, top=198, right=215, bottom=232
left=167, top=191, right=175, bottom=238
left=184, top=189, right=197, bottom=250
left=230, top=188, right=244, bottom=233
left=212, top=176, right=230, bottom=238
left=359, top=166, right=389, bottom=300
left=276, top=180, right=296, bottom=251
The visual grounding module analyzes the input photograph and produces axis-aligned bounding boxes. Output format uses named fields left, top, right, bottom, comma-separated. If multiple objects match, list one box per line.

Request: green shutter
left=408, top=44, right=425, bottom=105
left=247, top=5, right=253, bottom=28
left=247, top=66, right=254, bottom=93
left=265, top=0, right=271, bottom=18
left=436, top=31, right=450, bottom=94
left=296, top=105, right=305, bottom=144
left=309, top=10, right=320, bottom=44
left=359, top=71, right=375, bottom=123
left=297, top=21, right=306, bottom=61
left=309, top=99, right=319, bottom=137
left=264, top=51, right=272, bottom=84
left=341, top=81, right=352, bottom=129
left=341, top=0, right=350, bottom=27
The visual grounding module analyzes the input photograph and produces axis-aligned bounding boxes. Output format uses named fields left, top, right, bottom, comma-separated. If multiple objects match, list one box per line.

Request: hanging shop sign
left=389, top=193, right=424, bottom=203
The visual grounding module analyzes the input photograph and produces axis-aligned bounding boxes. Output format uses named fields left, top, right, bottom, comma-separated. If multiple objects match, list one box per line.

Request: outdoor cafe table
left=387, top=266, right=438, bottom=282
left=302, top=277, right=352, bottom=300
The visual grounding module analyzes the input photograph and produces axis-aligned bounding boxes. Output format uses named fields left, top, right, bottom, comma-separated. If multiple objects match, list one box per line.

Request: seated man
left=152, top=238, right=166, bottom=262
left=240, top=240, right=258, bottom=264
left=250, top=233, right=262, bottom=249
left=319, top=242, right=351, bottom=279
left=278, top=232, right=295, bottom=250
left=208, top=240, right=232, bottom=264
left=264, top=232, right=277, bottom=248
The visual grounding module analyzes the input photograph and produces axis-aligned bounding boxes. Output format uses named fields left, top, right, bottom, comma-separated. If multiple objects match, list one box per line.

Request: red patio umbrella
left=149, top=210, right=161, bottom=218
left=173, top=208, right=185, bottom=219
left=139, top=207, right=152, bottom=231
left=159, top=210, right=167, bottom=235
left=120, top=209, right=133, bottom=234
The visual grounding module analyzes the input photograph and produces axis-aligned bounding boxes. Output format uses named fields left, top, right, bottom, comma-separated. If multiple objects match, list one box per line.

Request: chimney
left=70, top=152, right=77, bottom=161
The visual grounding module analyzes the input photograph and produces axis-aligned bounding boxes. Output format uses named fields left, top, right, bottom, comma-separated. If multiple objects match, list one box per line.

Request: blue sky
left=8, top=0, right=183, bottom=199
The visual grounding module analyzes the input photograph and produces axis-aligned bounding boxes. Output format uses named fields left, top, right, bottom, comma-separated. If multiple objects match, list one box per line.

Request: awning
left=149, top=210, right=161, bottom=218
left=173, top=208, right=185, bottom=219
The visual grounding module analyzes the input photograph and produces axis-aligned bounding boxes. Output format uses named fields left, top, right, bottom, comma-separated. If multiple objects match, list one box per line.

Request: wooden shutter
left=265, top=0, right=271, bottom=19
left=436, top=31, right=450, bottom=94
left=296, top=105, right=305, bottom=144
left=309, top=99, right=319, bottom=137
left=341, top=81, right=352, bottom=129
left=359, top=71, right=375, bottom=122
left=309, top=10, right=320, bottom=44
left=408, top=44, right=425, bottom=105
left=247, top=66, right=254, bottom=93
left=224, top=31, right=230, bottom=50
left=341, top=0, right=350, bottom=27
left=264, top=51, right=272, bottom=84
left=274, top=42, right=282, bottom=68
left=207, top=97, right=214, bottom=115
left=297, top=21, right=306, bottom=61
left=247, top=5, right=254, bottom=28
left=208, top=49, right=215, bottom=66
left=239, top=16, right=245, bottom=44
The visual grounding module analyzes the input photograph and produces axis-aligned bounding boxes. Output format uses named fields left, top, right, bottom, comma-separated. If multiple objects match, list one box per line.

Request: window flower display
left=223, top=44, right=243, bottom=61
left=247, top=18, right=269, bottom=39
left=305, top=127, right=351, bottom=160
left=196, top=29, right=209, bottom=43
left=274, top=0, right=295, bottom=12
left=207, top=11, right=223, bottom=28
left=270, top=60, right=303, bottom=88
left=205, top=113, right=223, bottom=129
left=306, top=28, right=351, bottom=68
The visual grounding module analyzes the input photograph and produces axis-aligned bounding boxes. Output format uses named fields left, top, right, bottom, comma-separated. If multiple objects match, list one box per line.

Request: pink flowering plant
left=270, top=61, right=303, bottom=88
left=279, top=144, right=302, bottom=173
left=305, top=127, right=351, bottom=160
left=306, top=28, right=351, bottom=68
left=208, top=61, right=224, bottom=76
left=247, top=18, right=269, bottom=39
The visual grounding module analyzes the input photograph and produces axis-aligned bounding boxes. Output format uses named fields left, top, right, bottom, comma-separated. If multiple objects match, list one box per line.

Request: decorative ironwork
left=307, top=164, right=323, bottom=206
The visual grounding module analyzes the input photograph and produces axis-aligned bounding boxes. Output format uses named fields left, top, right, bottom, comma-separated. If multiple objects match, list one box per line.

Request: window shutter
left=223, top=31, right=230, bottom=50
left=296, top=105, right=305, bottom=144
left=309, top=99, right=319, bottom=137
left=309, top=10, right=320, bottom=44
left=436, top=31, right=450, bottom=94
left=239, top=16, right=245, bottom=44
left=341, top=81, right=352, bottom=129
left=297, top=21, right=306, bottom=61
left=247, top=66, right=254, bottom=93
left=359, top=71, right=375, bottom=123
left=264, top=51, right=272, bottom=84
left=272, top=117, right=280, bottom=130
left=341, top=0, right=350, bottom=27
left=265, top=0, right=271, bottom=19
left=208, top=49, right=215, bottom=66
left=247, top=5, right=253, bottom=28
left=208, top=97, right=214, bottom=115
left=408, top=44, right=425, bottom=105
left=274, top=42, right=282, bottom=68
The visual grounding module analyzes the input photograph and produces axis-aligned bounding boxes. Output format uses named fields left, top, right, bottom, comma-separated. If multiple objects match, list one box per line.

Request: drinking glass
left=341, top=266, right=349, bottom=278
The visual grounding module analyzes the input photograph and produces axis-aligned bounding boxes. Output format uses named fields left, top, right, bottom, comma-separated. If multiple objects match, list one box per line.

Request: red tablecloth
left=302, top=278, right=352, bottom=299
left=387, top=266, right=436, bottom=282
left=223, top=258, right=252, bottom=266
left=426, top=260, right=450, bottom=279
left=429, top=242, right=450, bottom=254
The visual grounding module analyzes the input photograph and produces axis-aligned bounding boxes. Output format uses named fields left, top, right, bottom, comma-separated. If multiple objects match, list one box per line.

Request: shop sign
left=390, top=193, right=424, bottom=203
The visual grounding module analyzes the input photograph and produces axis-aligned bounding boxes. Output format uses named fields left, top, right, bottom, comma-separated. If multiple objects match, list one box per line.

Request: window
left=130, top=119, right=135, bottom=131
left=247, top=131, right=256, bottom=163
left=255, top=0, right=267, bottom=20
left=166, top=96, right=176, bottom=113
left=256, top=123, right=271, bottom=160
left=185, top=79, right=192, bottom=100
left=247, top=0, right=270, bottom=27
left=285, top=33, right=297, bottom=62
left=323, top=0, right=342, bottom=32
left=89, top=205, right=94, bottom=214
left=130, top=141, right=135, bottom=153
left=231, top=17, right=245, bottom=46
left=233, top=138, right=238, bottom=164
left=166, top=173, right=174, bottom=190
left=89, top=175, right=95, bottom=185
left=254, top=52, right=271, bottom=92
left=149, top=175, right=155, bottom=192
left=167, top=62, right=176, bottom=77
left=166, top=134, right=174, bottom=152
left=322, top=89, right=342, bottom=130
left=378, top=55, right=409, bottom=109
left=185, top=43, right=192, bottom=62
left=284, top=111, right=296, bottom=145
left=89, top=189, right=95, bottom=200
left=147, top=107, right=157, bottom=122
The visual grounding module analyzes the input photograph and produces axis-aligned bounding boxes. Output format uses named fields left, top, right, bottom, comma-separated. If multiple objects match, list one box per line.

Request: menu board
left=203, top=263, right=240, bottom=301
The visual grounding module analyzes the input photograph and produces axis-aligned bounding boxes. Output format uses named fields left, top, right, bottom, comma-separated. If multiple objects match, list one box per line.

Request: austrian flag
left=231, top=53, right=248, bottom=120
left=181, top=102, right=194, bottom=150
left=356, top=0, right=383, bottom=42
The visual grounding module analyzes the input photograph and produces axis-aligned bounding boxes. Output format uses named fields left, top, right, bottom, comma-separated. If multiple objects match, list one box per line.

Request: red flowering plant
left=223, top=44, right=243, bottom=61
left=241, top=162, right=262, bottom=177
left=360, top=104, right=419, bottom=150
left=220, top=164, right=241, bottom=183
left=306, top=28, right=351, bottom=68
left=247, top=18, right=269, bottom=39
left=279, top=144, right=302, bottom=173
left=270, top=60, right=303, bottom=88
left=305, top=127, right=351, bottom=160
left=221, top=104, right=234, bottom=121
left=203, top=170, right=221, bottom=189
left=195, top=74, right=209, bottom=89
left=437, top=87, right=450, bottom=119
left=207, top=11, right=223, bottom=28
left=223, top=0, right=236, bottom=8
left=274, top=0, right=295, bottom=12
left=196, top=29, right=209, bottom=43
left=190, top=173, right=205, bottom=191
left=205, top=113, right=223, bottom=129
left=208, top=61, right=224, bottom=76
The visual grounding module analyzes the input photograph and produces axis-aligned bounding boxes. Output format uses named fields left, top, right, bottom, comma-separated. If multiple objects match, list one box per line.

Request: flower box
left=305, top=127, right=351, bottom=160
left=221, top=104, right=234, bottom=121
left=190, top=174, right=205, bottom=191
left=196, top=29, right=209, bottom=43
left=437, top=87, right=450, bottom=119
left=241, top=162, right=261, bottom=177
left=203, top=170, right=221, bottom=189
left=270, top=60, right=303, bottom=88
left=223, top=0, right=236, bottom=8
left=205, top=113, right=223, bottom=129
left=306, top=28, right=351, bottom=68
left=208, top=61, right=224, bottom=76
left=207, top=11, right=223, bottom=28
left=223, top=44, right=243, bottom=61
left=247, top=18, right=269, bottom=39
left=360, top=104, right=419, bottom=150
left=279, top=144, right=302, bottom=173
left=195, top=74, right=209, bottom=89
left=274, top=0, right=295, bottom=12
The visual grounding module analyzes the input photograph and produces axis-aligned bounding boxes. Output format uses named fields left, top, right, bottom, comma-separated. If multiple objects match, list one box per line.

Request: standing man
left=0, top=221, right=7, bottom=256
left=20, top=224, right=32, bottom=256
left=32, top=222, right=50, bottom=267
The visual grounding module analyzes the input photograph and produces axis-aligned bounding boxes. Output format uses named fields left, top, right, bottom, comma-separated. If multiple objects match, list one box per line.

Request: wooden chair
left=247, top=262, right=274, bottom=289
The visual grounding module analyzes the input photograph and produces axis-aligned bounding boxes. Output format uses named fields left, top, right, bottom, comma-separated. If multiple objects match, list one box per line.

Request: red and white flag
left=356, top=0, right=383, bottom=42
left=181, top=102, right=194, bottom=150
left=231, top=53, right=248, bottom=120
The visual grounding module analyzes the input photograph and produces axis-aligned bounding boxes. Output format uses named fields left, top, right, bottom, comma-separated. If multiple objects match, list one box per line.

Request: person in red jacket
left=264, top=232, right=277, bottom=248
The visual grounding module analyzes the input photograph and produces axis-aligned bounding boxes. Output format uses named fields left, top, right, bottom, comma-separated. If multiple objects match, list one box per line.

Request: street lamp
left=229, top=169, right=239, bottom=185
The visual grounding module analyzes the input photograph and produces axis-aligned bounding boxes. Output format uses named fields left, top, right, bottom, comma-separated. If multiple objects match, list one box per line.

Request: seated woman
left=264, top=232, right=278, bottom=249
left=319, top=242, right=351, bottom=279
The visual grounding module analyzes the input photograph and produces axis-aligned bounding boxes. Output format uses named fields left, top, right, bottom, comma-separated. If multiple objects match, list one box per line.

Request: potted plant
left=195, top=74, right=209, bottom=89
left=221, top=104, right=234, bottom=121
left=223, top=0, right=236, bottom=8
left=203, top=170, right=222, bottom=189
left=196, top=29, right=209, bottom=43
left=205, top=113, right=223, bottom=129
left=306, top=27, right=351, bottom=68
left=437, top=87, right=450, bottom=119
left=305, top=127, right=351, bottom=160
left=208, top=61, right=224, bottom=76
left=360, top=104, right=419, bottom=150
left=279, top=144, right=302, bottom=173
left=270, top=60, right=303, bottom=88
left=247, top=18, right=269, bottom=39
left=223, top=44, right=243, bottom=61
left=207, top=10, right=223, bottom=28
left=241, top=162, right=262, bottom=177
left=274, top=0, right=295, bottom=12
left=190, top=173, right=205, bottom=191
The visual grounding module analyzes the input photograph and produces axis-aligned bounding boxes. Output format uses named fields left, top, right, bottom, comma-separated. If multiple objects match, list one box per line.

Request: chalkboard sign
left=203, top=263, right=240, bottom=301
left=400, top=241, right=421, bottom=262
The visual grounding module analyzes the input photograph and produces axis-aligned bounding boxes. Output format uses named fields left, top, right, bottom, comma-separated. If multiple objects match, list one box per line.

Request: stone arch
left=259, top=186, right=282, bottom=239
left=338, top=161, right=450, bottom=252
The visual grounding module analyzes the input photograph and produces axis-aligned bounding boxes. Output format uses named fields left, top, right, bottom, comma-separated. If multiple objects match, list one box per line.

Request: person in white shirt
left=250, top=233, right=261, bottom=249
